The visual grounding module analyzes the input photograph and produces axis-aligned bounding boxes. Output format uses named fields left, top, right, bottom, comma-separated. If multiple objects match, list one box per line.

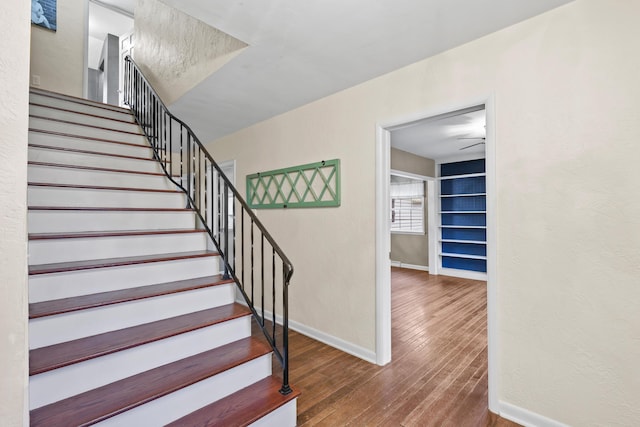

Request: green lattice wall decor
left=247, top=159, right=341, bottom=209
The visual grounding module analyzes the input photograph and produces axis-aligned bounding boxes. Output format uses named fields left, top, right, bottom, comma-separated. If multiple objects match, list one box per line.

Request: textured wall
left=135, top=0, right=247, bottom=105
left=0, top=1, right=30, bottom=425
left=30, top=0, right=86, bottom=96
left=208, top=1, right=640, bottom=425
left=390, top=148, right=435, bottom=267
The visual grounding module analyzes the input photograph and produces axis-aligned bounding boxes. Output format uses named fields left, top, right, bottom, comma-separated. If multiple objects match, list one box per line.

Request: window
left=390, top=175, right=425, bottom=234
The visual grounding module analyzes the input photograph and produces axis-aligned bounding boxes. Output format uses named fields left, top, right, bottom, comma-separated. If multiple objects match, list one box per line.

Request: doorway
left=375, top=98, right=497, bottom=411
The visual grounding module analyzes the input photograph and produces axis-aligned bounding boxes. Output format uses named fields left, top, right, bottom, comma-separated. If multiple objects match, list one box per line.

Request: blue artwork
left=31, top=0, right=57, bottom=31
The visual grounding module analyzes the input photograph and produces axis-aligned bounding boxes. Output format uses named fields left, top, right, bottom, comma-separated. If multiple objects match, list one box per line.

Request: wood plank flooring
left=253, top=267, right=521, bottom=426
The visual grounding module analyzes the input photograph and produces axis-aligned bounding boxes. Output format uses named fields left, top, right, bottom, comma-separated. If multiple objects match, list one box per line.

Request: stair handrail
left=123, top=56, right=294, bottom=395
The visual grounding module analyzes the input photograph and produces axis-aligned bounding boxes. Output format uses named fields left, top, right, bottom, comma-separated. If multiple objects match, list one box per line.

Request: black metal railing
left=124, top=56, right=294, bottom=395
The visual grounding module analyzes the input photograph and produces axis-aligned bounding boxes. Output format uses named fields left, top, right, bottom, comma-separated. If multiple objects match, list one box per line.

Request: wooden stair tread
left=167, top=375, right=300, bottom=427
left=29, top=114, right=143, bottom=136
left=30, top=87, right=132, bottom=113
left=29, top=143, right=160, bottom=162
left=30, top=102, right=136, bottom=125
left=28, top=182, right=181, bottom=193
left=29, top=275, right=234, bottom=318
left=29, top=229, right=203, bottom=240
left=29, top=303, right=252, bottom=376
left=30, top=337, right=271, bottom=427
left=29, top=250, right=217, bottom=275
left=28, top=128, right=151, bottom=149
left=28, top=206, right=191, bottom=212
left=28, top=160, right=180, bottom=177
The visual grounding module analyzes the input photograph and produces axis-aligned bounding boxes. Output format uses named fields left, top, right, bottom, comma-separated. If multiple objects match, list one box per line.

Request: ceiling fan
left=457, top=137, right=485, bottom=150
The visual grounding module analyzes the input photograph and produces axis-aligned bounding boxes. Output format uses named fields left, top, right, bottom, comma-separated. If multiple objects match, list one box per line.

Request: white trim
left=89, top=0, right=134, bottom=18
left=240, top=302, right=378, bottom=364
left=375, top=125, right=392, bottom=365
left=426, top=180, right=437, bottom=275
left=439, top=267, right=487, bottom=281
left=289, top=318, right=377, bottom=364
left=436, top=151, right=487, bottom=164
left=390, top=169, right=434, bottom=182
left=83, top=0, right=89, bottom=99
left=499, top=401, right=569, bottom=427
left=376, top=94, right=498, bottom=411
left=390, top=261, right=429, bottom=272
left=485, top=95, right=498, bottom=412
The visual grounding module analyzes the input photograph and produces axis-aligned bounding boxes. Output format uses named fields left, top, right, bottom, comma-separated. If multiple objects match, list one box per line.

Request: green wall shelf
left=247, top=159, right=341, bottom=209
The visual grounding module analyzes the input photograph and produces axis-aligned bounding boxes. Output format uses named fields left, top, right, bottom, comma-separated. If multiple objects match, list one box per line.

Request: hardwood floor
left=253, top=267, right=520, bottom=426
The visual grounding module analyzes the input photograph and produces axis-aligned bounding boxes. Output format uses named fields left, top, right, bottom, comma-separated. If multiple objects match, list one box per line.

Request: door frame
left=375, top=95, right=498, bottom=412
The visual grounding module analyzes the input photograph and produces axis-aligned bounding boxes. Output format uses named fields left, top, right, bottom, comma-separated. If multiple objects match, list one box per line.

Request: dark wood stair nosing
left=28, top=128, right=152, bottom=150
left=29, top=88, right=132, bottom=114
left=29, top=228, right=203, bottom=241
left=28, top=161, right=181, bottom=178
left=28, top=250, right=218, bottom=276
left=29, top=114, right=143, bottom=137
left=29, top=303, right=254, bottom=376
left=29, top=274, right=235, bottom=319
left=28, top=143, right=163, bottom=163
left=28, top=206, right=191, bottom=212
left=167, top=375, right=301, bottom=427
left=28, top=182, right=182, bottom=194
left=29, top=336, right=271, bottom=427
left=30, top=102, right=137, bottom=125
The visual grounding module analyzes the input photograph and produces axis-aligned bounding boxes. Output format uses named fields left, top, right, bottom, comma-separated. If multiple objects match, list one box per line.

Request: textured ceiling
left=97, top=0, right=575, bottom=143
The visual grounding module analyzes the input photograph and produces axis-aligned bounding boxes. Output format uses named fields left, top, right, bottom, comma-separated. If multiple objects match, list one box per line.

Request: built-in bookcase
left=439, top=159, right=487, bottom=274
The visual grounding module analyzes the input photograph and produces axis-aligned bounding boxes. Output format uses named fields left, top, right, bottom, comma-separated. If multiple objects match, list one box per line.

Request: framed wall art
left=31, top=0, right=57, bottom=31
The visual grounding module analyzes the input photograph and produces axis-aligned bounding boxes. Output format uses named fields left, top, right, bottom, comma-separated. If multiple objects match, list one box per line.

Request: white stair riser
left=29, top=117, right=147, bottom=145
left=30, top=284, right=236, bottom=348
left=250, top=400, right=298, bottom=427
left=95, top=355, right=271, bottom=426
left=29, top=132, right=152, bottom=157
left=29, top=93, right=135, bottom=122
left=29, top=256, right=219, bottom=302
left=29, top=232, right=206, bottom=264
left=28, top=164, right=177, bottom=190
left=28, top=210, right=195, bottom=233
left=29, top=316, right=253, bottom=409
left=28, top=186, right=186, bottom=209
left=30, top=104, right=141, bottom=133
left=28, top=147, right=163, bottom=174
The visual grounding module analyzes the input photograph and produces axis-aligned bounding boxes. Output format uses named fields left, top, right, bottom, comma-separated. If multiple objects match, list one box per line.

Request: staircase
left=27, top=88, right=299, bottom=426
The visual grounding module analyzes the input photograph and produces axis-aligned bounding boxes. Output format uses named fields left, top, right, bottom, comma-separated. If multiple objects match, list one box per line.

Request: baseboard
left=439, top=267, right=487, bottom=281
left=499, top=401, right=569, bottom=427
left=288, top=318, right=377, bottom=364
left=236, top=298, right=377, bottom=364
left=390, top=261, right=429, bottom=272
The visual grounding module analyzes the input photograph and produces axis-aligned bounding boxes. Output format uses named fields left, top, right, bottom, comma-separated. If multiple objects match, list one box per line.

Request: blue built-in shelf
left=439, top=159, right=487, bottom=274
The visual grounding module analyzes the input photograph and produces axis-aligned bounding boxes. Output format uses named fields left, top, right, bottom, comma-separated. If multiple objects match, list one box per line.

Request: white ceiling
left=391, top=107, right=486, bottom=161
left=94, top=0, right=574, bottom=142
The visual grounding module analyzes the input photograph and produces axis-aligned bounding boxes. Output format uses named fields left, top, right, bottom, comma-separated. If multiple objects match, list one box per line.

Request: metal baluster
left=272, top=248, right=276, bottom=347
left=280, top=266, right=292, bottom=395
left=223, top=182, right=229, bottom=279
left=261, top=234, right=265, bottom=327
left=241, top=207, right=245, bottom=291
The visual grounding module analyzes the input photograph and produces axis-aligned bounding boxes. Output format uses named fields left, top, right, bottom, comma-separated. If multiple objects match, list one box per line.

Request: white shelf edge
left=439, top=225, right=487, bottom=229
left=440, top=239, right=487, bottom=244
left=438, top=172, right=486, bottom=180
left=440, top=211, right=486, bottom=214
left=440, top=193, right=486, bottom=198
left=439, top=252, right=487, bottom=260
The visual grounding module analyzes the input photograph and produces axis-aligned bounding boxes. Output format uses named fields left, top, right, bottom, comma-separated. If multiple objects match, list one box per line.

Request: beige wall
left=209, top=1, right=640, bottom=424
left=390, top=148, right=435, bottom=267
left=135, top=0, right=247, bottom=105
left=30, top=0, right=86, bottom=96
left=0, top=2, right=31, bottom=426
left=391, top=147, right=435, bottom=177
